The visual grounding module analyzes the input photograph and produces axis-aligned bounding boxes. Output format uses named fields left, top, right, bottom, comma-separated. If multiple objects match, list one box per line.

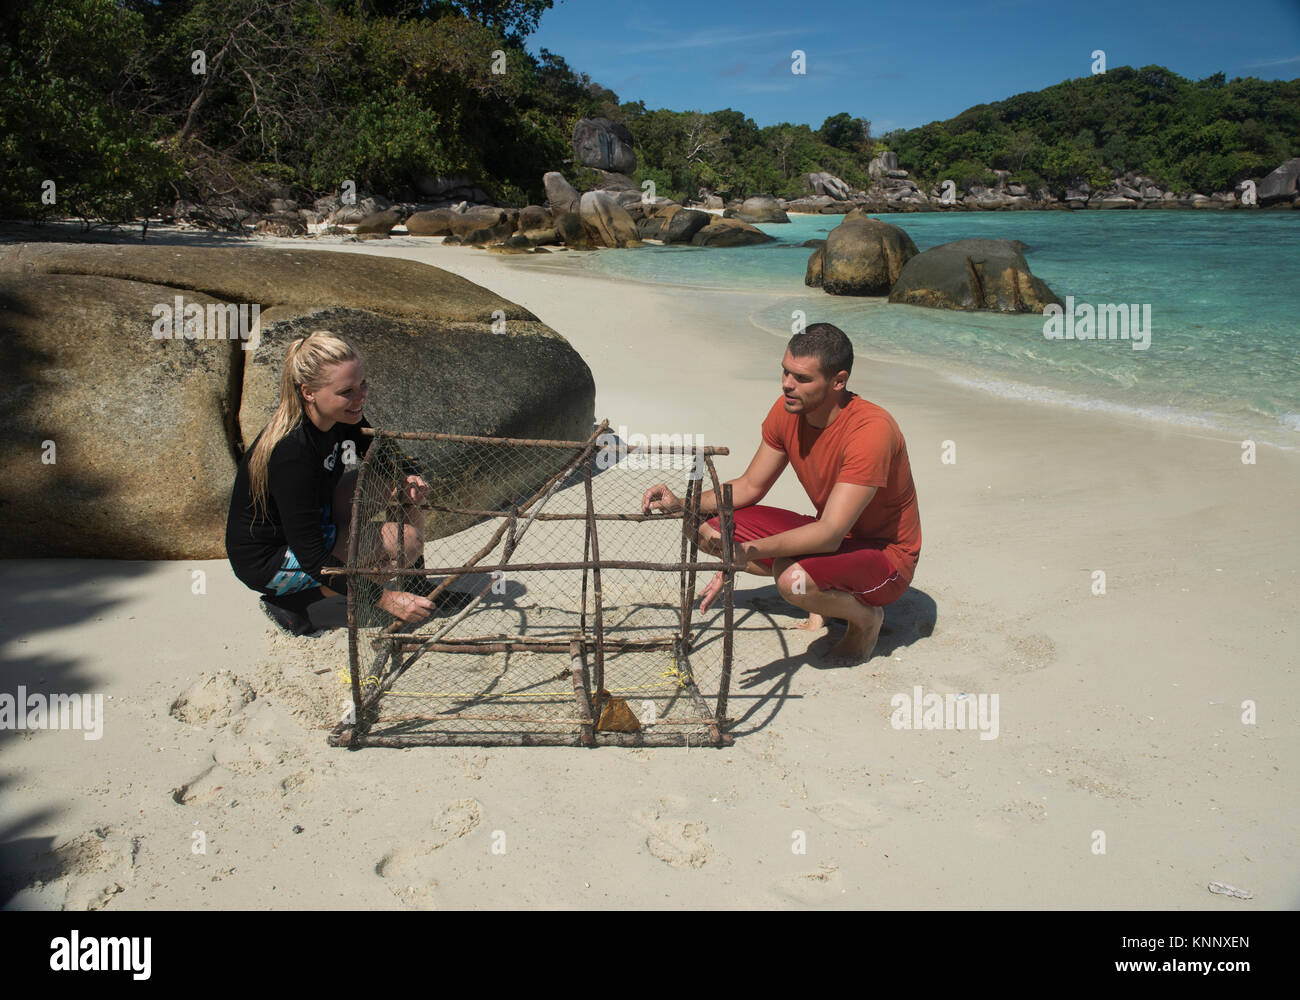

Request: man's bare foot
left=824, top=604, right=884, bottom=666
left=787, top=612, right=826, bottom=632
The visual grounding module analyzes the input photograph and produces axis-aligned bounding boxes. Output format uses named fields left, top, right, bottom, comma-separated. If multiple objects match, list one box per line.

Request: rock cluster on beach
left=163, top=111, right=1298, bottom=251
left=0, top=244, right=595, bottom=559
left=805, top=213, right=1060, bottom=313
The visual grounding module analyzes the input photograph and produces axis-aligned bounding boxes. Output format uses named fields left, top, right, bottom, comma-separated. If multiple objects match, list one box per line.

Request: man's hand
left=378, top=589, right=434, bottom=624
left=699, top=571, right=725, bottom=612
left=641, top=483, right=681, bottom=515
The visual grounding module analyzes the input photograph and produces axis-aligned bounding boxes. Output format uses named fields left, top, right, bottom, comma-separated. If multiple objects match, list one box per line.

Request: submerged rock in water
left=888, top=238, right=1062, bottom=312
left=820, top=211, right=918, bottom=295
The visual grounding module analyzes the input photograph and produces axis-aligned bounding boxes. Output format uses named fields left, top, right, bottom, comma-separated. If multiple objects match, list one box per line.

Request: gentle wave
left=942, top=372, right=1298, bottom=450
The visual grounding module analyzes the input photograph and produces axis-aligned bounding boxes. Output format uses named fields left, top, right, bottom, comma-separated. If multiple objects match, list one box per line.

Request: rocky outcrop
left=553, top=211, right=594, bottom=250
left=0, top=244, right=595, bottom=558
left=579, top=191, right=641, bottom=248
left=726, top=195, right=790, bottom=224
left=404, top=208, right=455, bottom=236
left=543, top=171, right=582, bottom=215
left=804, top=244, right=826, bottom=288
left=888, top=238, right=1061, bottom=313
left=1257, top=157, right=1300, bottom=205
left=637, top=205, right=712, bottom=244
left=354, top=208, right=403, bottom=235
left=802, top=172, right=852, bottom=201
left=868, top=151, right=900, bottom=180
left=572, top=118, right=637, bottom=175
left=689, top=217, right=775, bottom=247
left=819, top=212, right=918, bottom=296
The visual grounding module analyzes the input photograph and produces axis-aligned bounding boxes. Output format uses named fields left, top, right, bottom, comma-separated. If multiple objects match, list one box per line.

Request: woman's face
left=303, top=359, right=367, bottom=428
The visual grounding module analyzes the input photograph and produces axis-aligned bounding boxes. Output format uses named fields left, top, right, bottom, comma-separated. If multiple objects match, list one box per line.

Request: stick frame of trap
left=324, top=421, right=739, bottom=748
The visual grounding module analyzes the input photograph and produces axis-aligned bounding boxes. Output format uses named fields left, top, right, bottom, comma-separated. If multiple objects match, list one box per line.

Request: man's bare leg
left=697, top=521, right=826, bottom=629
left=773, top=559, right=884, bottom=665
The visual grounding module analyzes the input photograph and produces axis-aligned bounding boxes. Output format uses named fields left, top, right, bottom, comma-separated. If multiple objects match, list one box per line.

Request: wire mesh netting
left=327, top=422, right=738, bottom=748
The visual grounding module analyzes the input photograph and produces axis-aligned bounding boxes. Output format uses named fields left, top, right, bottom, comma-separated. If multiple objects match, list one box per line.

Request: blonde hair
left=248, top=330, right=360, bottom=523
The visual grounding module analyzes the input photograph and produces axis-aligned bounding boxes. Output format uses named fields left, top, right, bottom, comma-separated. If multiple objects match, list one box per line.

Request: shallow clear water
left=576, top=211, right=1300, bottom=448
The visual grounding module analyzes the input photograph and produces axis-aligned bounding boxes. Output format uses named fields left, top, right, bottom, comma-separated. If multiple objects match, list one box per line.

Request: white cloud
left=1243, top=53, right=1300, bottom=68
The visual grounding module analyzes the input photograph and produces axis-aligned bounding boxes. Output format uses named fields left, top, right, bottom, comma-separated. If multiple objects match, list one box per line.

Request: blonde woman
left=225, top=331, right=447, bottom=635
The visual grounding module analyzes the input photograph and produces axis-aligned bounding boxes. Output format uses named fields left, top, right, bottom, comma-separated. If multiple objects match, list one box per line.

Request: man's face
left=781, top=349, right=840, bottom=413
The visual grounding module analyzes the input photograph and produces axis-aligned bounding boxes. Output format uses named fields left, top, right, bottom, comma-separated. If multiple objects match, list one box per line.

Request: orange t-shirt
left=761, top=393, right=922, bottom=583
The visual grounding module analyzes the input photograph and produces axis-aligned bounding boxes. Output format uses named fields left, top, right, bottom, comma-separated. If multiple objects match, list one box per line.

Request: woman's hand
left=391, top=475, right=430, bottom=506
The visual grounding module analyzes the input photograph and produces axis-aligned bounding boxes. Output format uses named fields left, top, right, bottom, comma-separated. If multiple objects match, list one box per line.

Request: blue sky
left=526, top=0, right=1300, bottom=132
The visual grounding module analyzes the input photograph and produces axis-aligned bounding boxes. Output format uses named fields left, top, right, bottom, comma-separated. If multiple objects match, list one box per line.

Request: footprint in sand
left=169, top=672, right=255, bottom=726
left=772, top=862, right=844, bottom=906
left=632, top=800, right=712, bottom=869
left=809, top=799, right=888, bottom=831
left=375, top=799, right=483, bottom=908
left=15, top=826, right=139, bottom=910
left=171, top=764, right=234, bottom=806
left=279, top=769, right=319, bottom=796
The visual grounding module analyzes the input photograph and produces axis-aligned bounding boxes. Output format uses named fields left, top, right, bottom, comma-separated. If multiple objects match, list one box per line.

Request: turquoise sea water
left=576, top=211, right=1300, bottom=448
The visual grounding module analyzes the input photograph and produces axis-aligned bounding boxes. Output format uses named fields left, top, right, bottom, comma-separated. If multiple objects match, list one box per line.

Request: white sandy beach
left=2, top=232, right=1296, bottom=909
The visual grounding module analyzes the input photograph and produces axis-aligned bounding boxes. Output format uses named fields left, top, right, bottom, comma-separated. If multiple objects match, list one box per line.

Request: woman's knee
left=379, top=520, right=424, bottom=559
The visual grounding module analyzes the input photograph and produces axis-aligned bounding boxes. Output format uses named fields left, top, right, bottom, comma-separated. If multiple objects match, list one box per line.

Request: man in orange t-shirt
left=641, top=323, right=921, bottom=664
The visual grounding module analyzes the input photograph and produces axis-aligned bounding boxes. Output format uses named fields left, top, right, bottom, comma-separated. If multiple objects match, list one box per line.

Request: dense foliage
left=0, top=0, right=1296, bottom=222
left=881, top=66, right=1300, bottom=195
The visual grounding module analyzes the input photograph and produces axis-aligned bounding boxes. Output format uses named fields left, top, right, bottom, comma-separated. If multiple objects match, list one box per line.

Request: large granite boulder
left=328, top=195, right=392, bottom=225
left=448, top=207, right=512, bottom=238
left=868, top=151, right=900, bottom=180
left=416, top=206, right=514, bottom=240
left=0, top=244, right=595, bottom=558
left=888, top=238, right=1062, bottom=312
left=728, top=195, right=790, bottom=224
left=516, top=205, right=550, bottom=232
left=1257, top=157, right=1300, bottom=205
left=354, top=208, right=403, bottom=235
left=785, top=194, right=835, bottom=213
left=572, top=117, right=637, bottom=175
left=553, top=211, right=594, bottom=249
left=820, top=212, right=918, bottom=295
left=802, top=172, right=852, bottom=201
left=637, top=205, right=712, bottom=244
left=0, top=271, right=237, bottom=559
left=543, top=171, right=581, bottom=215
left=804, top=244, right=826, bottom=288
left=578, top=191, right=640, bottom=248
left=405, top=208, right=456, bottom=236
left=689, top=217, right=775, bottom=247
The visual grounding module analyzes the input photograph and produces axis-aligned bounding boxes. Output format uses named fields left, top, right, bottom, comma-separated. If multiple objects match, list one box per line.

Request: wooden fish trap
left=324, top=420, right=739, bottom=748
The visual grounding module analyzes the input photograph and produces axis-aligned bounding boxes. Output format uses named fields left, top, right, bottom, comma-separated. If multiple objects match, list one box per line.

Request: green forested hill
left=1, top=0, right=1296, bottom=222
left=880, top=66, right=1300, bottom=195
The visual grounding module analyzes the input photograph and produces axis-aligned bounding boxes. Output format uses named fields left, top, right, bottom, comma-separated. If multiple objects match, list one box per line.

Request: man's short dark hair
left=787, top=323, right=853, bottom=378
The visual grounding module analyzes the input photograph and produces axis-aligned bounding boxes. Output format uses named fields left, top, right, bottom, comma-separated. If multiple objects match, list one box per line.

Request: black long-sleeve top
left=226, top=415, right=373, bottom=596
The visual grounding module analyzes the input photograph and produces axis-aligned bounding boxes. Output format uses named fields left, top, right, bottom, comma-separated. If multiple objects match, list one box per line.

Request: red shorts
left=705, top=505, right=908, bottom=608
